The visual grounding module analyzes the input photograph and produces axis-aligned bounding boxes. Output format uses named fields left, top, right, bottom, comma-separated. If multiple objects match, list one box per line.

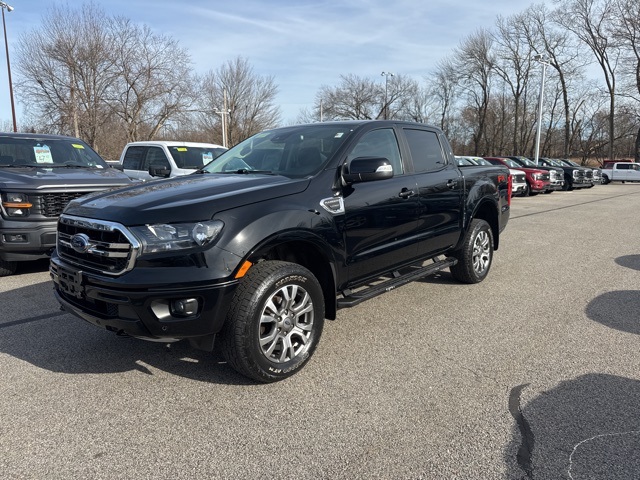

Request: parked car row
left=455, top=155, right=601, bottom=197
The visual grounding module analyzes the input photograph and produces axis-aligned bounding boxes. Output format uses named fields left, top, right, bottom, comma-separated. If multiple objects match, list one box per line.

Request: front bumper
left=50, top=256, right=239, bottom=340
left=571, top=179, right=592, bottom=189
left=548, top=182, right=564, bottom=191
left=0, top=218, right=57, bottom=261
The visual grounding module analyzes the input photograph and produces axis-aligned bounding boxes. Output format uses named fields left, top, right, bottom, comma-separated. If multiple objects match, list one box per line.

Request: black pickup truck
left=50, top=121, right=511, bottom=382
left=0, top=132, right=133, bottom=276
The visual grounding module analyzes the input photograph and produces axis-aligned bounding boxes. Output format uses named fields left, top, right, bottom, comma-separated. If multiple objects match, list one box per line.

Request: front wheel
left=219, top=260, right=325, bottom=383
left=450, top=219, right=494, bottom=284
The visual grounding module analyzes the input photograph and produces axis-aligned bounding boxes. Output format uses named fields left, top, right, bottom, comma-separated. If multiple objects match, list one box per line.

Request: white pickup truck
left=120, top=141, right=227, bottom=181
left=601, top=162, right=640, bottom=184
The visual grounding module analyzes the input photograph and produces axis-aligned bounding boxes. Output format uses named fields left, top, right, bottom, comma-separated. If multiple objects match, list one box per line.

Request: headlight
left=1, top=192, right=32, bottom=217
left=130, top=220, right=224, bottom=254
left=532, top=173, right=543, bottom=180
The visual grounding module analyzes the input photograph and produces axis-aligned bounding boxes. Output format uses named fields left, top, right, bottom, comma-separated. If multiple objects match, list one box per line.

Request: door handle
left=398, top=188, right=415, bottom=199
left=446, top=179, right=458, bottom=189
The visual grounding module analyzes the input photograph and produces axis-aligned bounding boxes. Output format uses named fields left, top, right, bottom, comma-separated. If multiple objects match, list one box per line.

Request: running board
left=337, top=257, right=458, bottom=308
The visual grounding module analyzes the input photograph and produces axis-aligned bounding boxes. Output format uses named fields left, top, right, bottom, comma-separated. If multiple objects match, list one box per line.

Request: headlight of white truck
left=130, top=220, right=224, bottom=254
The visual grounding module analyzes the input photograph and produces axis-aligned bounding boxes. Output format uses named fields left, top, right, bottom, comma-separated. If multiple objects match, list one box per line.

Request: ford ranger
left=50, top=121, right=511, bottom=382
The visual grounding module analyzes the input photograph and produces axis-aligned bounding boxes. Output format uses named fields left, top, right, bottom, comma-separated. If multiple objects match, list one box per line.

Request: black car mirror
left=343, top=157, right=394, bottom=184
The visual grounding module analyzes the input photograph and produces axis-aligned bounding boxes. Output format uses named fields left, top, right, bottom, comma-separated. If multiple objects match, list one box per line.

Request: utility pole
left=533, top=54, right=549, bottom=166
left=381, top=71, right=394, bottom=120
left=215, top=90, right=231, bottom=148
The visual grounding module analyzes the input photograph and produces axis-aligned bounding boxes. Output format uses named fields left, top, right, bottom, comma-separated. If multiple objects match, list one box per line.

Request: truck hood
left=0, top=165, right=132, bottom=189
left=63, top=173, right=310, bottom=225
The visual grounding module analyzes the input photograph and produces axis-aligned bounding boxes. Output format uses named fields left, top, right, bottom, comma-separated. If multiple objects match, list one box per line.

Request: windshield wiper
left=48, top=164, right=93, bottom=168
left=218, top=169, right=273, bottom=175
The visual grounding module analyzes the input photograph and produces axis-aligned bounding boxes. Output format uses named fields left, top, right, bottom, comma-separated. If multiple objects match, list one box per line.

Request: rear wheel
left=220, top=260, right=325, bottom=383
left=450, top=219, right=494, bottom=284
left=0, top=259, right=17, bottom=277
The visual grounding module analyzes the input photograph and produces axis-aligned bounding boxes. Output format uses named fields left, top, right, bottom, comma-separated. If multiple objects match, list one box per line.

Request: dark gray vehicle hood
left=63, top=173, right=311, bottom=225
left=0, top=165, right=133, bottom=189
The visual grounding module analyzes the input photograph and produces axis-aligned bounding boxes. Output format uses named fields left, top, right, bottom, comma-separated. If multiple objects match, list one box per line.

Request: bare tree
left=108, top=18, right=196, bottom=143
left=315, top=74, right=380, bottom=121
left=556, top=0, right=621, bottom=161
left=428, top=58, right=461, bottom=135
left=611, top=0, right=640, bottom=161
left=492, top=12, right=539, bottom=155
left=15, top=3, right=115, bottom=147
left=196, top=57, right=281, bottom=146
left=452, top=28, right=496, bottom=155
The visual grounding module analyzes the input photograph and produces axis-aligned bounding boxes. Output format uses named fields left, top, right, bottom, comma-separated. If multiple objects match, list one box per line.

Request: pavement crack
left=509, top=383, right=534, bottom=479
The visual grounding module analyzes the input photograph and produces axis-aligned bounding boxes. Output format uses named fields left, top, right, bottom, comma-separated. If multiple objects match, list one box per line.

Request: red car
left=484, top=157, right=550, bottom=196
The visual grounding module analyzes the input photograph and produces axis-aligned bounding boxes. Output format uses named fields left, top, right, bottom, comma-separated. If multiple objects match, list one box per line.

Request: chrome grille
left=57, top=214, right=140, bottom=275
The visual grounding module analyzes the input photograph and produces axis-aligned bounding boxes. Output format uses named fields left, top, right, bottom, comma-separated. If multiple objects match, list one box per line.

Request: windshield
left=502, top=159, right=521, bottom=168
left=0, top=136, right=108, bottom=168
left=513, top=157, right=537, bottom=167
left=169, top=146, right=227, bottom=169
left=202, top=124, right=354, bottom=177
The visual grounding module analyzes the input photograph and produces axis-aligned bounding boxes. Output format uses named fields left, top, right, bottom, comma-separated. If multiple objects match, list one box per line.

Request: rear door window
left=403, top=129, right=447, bottom=173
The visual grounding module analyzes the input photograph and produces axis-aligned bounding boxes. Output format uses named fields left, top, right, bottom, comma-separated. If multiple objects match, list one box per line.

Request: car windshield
left=502, top=159, right=520, bottom=168
left=514, top=157, right=537, bottom=167
left=201, top=124, right=355, bottom=178
left=0, top=136, right=108, bottom=168
left=168, top=146, right=227, bottom=169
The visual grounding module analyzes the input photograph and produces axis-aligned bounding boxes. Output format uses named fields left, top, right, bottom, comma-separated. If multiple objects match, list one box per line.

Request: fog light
left=3, top=233, right=28, bottom=243
left=170, top=298, right=199, bottom=317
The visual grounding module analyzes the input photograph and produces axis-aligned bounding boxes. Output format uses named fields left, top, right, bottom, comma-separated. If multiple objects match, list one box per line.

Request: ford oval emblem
left=70, top=233, right=91, bottom=253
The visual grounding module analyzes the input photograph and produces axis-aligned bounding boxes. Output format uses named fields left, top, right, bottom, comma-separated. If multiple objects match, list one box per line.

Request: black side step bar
left=337, top=257, right=458, bottom=309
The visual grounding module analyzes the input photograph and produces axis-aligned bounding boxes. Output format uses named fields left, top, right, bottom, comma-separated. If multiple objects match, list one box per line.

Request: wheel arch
left=468, top=199, right=500, bottom=251
left=246, top=234, right=338, bottom=320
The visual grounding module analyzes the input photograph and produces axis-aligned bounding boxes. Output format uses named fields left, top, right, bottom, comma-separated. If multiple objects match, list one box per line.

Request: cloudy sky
left=1, top=0, right=540, bottom=126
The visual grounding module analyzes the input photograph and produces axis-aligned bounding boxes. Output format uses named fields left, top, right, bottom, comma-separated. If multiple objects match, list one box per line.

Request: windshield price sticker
left=72, top=144, right=85, bottom=149
left=34, top=144, right=54, bottom=164
left=202, top=152, right=213, bottom=162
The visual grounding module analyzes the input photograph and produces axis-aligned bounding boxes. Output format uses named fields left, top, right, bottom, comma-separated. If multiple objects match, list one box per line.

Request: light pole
left=214, top=89, right=231, bottom=148
left=0, top=1, right=15, bottom=132
left=381, top=71, right=394, bottom=120
left=533, top=54, right=549, bottom=166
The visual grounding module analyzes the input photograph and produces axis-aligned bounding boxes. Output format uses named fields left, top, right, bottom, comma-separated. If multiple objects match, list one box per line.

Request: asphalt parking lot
left=2, top=183, right=640, bottom=479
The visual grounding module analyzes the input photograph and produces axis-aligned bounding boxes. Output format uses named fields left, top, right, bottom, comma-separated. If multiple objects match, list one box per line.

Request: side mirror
left=342, top=157, right=394, bottom=184
left=110, top=163, right=124, bottom=171
left=149, top=166, right=171, bottom=178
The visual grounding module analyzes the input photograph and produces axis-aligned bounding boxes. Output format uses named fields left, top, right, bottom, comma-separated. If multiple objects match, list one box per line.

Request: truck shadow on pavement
left=615, top=254, right=640, bottom=272
left=505, top=374, right=640, bottom=480
left=0, top=279, right=254, bottom=385
left=505, top=255, right=640, bottom=479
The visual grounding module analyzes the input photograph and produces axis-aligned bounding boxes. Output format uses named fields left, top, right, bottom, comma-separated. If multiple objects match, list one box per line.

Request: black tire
left=219, top=260, right=325, bottom=383
left=0, top=259, right=17, bottom=277
left=521, top=182, right=530, bottom=197
left=602, top=175, right=610, bottom=185
left=450, top=219, right=494, bottom=284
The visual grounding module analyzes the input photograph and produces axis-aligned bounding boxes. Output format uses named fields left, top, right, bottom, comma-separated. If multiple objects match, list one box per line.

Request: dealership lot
left=2, top=184, right=640, bottom=479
